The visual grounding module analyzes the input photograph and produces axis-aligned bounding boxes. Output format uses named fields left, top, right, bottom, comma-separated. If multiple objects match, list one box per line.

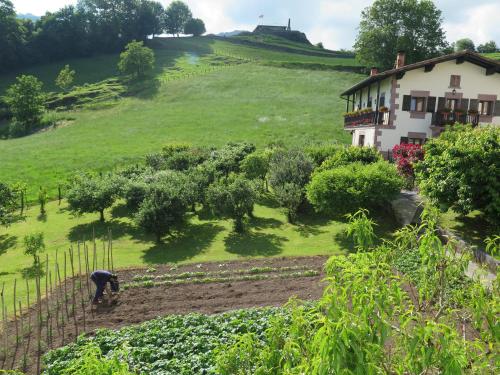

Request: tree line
left=0, top=0, right=206, bottom=73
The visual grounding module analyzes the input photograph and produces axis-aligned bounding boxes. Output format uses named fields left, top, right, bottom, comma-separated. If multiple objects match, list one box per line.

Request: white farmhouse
left=340, top=51, right=500, bottom=152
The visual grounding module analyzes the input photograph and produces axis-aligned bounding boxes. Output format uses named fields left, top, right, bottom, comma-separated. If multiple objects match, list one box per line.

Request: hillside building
left=340, top=51, right=500, bottom=151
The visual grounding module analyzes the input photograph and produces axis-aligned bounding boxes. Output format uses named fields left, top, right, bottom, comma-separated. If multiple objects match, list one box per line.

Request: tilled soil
left=1, top=256, right=328, bottom=374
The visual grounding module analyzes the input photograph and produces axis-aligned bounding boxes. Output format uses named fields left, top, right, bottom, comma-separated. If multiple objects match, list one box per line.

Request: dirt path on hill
left=1, top=256, right=328, bottom=374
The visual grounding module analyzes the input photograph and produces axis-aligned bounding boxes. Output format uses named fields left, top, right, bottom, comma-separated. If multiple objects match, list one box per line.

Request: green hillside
left=0, top=37, right=363, bottom=199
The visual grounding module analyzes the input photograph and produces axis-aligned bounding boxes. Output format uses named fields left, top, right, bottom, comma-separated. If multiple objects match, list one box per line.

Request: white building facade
left=341, top=51, right=500, bottom=152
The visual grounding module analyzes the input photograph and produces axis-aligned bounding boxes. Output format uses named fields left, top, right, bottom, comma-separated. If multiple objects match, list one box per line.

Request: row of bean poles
left=1, top=229, right=114, bottom=374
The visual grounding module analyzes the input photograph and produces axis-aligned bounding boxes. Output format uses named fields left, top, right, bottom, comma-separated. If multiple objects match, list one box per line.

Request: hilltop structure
left=341, top=50, right=500, bottom=152
left=253, top=19, right=310, bottom=44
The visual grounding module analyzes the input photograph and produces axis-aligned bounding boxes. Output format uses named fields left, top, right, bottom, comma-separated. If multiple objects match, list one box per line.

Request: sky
left=12, top=0, right=500, bottom=50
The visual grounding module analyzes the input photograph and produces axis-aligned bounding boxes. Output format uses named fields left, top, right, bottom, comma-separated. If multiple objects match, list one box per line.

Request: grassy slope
left=0, top=37, right=362, bottom=199
left=0, top=36, right=369, bottom=314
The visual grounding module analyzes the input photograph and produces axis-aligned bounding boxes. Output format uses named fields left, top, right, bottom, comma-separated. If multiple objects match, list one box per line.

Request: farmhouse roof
left=341, top=51, right=500, bottom=96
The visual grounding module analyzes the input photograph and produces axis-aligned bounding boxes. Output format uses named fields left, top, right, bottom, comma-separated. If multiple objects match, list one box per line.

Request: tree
left=268, top=150, right=314, bottom=223
left=477, top=40, right=498, bottom=54
left=354, top=0, right=447, bottom=70
left=66, top=173, right=121, bottom=221
left=416, top=125, right=500, bottom=225
left=0, top=182, right=18, bottom=226
left=0, top=0, right=26, bottom=72
left=316, top=42, right=324, bottom=49
left=184, top=18, right=205, bottom=37
left=240, top=151, right=270, bottom=188
left=55, top=64, right=75, bottom=91
left=135, top=174, right=190, bottom=242
left=455, top=38, right=475, bottom=52
left=5, top=75, right=45, bottom=133
left=38, top=187, right=48, bottom=215
left=207, top=176, right=255, bottom=233
left=24, top=232, right=45, bottom=265
left=118, top=40, right=155, bottom=78
left=164, top=0, right=192, bottom=36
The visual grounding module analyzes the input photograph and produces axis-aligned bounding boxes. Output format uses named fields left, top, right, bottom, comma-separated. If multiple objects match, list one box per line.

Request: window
left=379, top=93, right=386, bottom=107
left=367, top=96, right=372, bottom=107
left=446, top=98, right=458, bottom=110
left=410, top=97, right=426, bottom=112
left=478, top=101, right=493, bottom=115
left=449, top=75, right=461, bottom=88
left=358, top=134, right=365, bottom=146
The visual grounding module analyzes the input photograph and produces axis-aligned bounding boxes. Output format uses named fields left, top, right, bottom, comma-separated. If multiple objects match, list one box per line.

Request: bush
left=210, top=142, right=256, bottom=177
left=184, top=18, right=206, bottom=36
left=392, top=143, right=424, bottom=189
left=240, top=150, right=271, bottom=186
left=306, top=161, right=402, bottom=214
left=0, top=182, right=18, bottom=226
left=416, top=125, right=500, bottom=225
left=268, top=149, right=314, bottom=222
left=304, top=143, right=341, bottom=166
left=317, top=146, right=382, bottom=171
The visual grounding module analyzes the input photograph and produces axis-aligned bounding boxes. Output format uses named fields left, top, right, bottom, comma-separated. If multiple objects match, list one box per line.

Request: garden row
left=40, top=208, right=499, bottom=374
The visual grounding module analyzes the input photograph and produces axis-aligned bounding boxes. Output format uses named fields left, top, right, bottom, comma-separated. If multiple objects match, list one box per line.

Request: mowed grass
left=0, top=62, right=360, bottom=199
left=0, top=198, right=398, bottom=315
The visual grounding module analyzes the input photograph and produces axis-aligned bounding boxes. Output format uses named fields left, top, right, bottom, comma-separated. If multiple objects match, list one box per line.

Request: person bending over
left=90, top=270, right=119, bottom=304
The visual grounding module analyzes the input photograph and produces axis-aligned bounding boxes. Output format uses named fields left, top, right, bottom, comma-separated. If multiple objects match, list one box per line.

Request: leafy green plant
left=118, top=40, right=155, bottom=79
left=345, top=209, right=377, bottom=251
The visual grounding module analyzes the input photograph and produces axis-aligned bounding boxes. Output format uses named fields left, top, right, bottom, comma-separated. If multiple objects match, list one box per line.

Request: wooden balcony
left=344, top=111, right=390, bottom=128
left=431, top=112, right=479, bottom=127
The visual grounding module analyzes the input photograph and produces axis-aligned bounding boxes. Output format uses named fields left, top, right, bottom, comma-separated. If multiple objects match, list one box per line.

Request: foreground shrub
left=268, top=149, right=314, bottom=222
left=0, top=182, right=19, bottom=226
left=304, top=143, right=342, bottom=166
left=306, top=161, right=402, bottom=214
left=416, top=125, right=500, bottom=225
left=317, top=146, right=382, bottom=171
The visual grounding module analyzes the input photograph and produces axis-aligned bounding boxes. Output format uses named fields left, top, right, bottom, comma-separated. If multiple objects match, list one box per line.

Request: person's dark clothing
left=91, top=270, right=115, bottom=303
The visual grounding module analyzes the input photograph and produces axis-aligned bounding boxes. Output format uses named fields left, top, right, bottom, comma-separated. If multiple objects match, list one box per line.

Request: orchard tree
left=135, top=175, right=190, bottom=243
left=207, top=176, right=255, bottom=233
left=354, top=0, right=448, bottom=70
left=5, top=75, right=45, bottom=132
left=184, top=18, right=205, bottom=36
left=0, top=182, right=18, bottom=226
left=240, top=150, right=271, bottom=189
left=67, top=173, right=121, bottom=222
left=118, top=40, right=155, bottom=78
left=38, top=186, right=48, bottom=215
left=477, top=40, right=498, bottom=54
left=24, top=232, right=45, bottom=265
left=455, top=38, right=475, bottom=52
left=268, top=149, right=314, bottom=223
left=55, top=64, right=75, bottom=91
left=164, top=0, right=192, bottom=36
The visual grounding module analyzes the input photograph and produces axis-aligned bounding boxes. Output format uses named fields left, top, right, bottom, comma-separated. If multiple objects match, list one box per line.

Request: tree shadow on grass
left=141, top=222, right=225, bottom=264
left=443, top=212, right=496, bottom=252
left=68, top=218, right=141, bottom=243
left=110, top=203, right=133, bottom=219
left=224, top=231, right=287, bottom=257
left=256, top=193, right=281, bottom=209
left=293, top=210, right=334, bottom=238
left=249, top=216, right=283, bottom=230
left=0, top=234, right=17, bottom=255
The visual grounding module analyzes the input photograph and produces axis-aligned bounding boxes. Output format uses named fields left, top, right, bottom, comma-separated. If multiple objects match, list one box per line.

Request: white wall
left=377, top=61, right=500, bottom=151
left=351, top=128, right=376, bottom=147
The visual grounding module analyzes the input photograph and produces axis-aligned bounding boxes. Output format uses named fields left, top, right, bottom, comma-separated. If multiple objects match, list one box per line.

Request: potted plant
left=379, top=106, right=389, bottom=113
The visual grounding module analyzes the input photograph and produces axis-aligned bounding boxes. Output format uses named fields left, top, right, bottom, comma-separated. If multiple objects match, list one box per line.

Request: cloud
left=11, top=0, right=500, bottom=50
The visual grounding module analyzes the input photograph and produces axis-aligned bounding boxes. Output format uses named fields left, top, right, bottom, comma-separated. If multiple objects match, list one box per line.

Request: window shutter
left=426, top=97, right=436, bottom=112
left=379, top=94, right=385, bottom=107
left=400, top=137, right=408, bottom=144
left=469, top=99, right=478, bottom=111
left=494, top=101, right=500, bottom=116
left=450, top=75, right=461, bottom=88
left=402, top=95, right=411, bottom=111
left=459, top=99, right=469, bottom=111
left=437, top=97, right=446, bottom=111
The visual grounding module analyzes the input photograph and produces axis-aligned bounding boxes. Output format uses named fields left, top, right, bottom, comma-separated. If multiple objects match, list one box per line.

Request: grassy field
left=0, top=37, right=361, bottom=200
left=483, top=52, right=500, bottom=61
left=0, top=198, right=398, bottom=316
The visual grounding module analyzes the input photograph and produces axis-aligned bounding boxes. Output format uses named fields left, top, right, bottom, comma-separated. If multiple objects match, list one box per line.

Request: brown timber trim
left=478, top=94, right=497, bottom=101
left=408, top=132, right=427, bottom=139
left=410, top=90, right=430, bottom=98
left=389, top=77, right=398, bottom=127
left=445, top=91, right=463, bottom=99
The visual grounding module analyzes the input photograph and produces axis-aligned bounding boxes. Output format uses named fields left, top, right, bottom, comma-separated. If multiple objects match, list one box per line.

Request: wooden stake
left=45, top=255, right=50, bottom=347
left=77, top=243, right=86, bottom=332
left=18, top=300, right=26, bottom=371
left=69, top=247, right=78, bottom=339
left=110, top=229, right=114, bottom=272
left=35, top=274, right=42, bottom=375
left=56, top=261, right=65, bottom=345
left=1, top=282, right=7, bottom=364
left=63, top=252, right=70, bottom=322
left=49, top=271, right=54, bottom=349
left=93, top=227, right=97, bottom=272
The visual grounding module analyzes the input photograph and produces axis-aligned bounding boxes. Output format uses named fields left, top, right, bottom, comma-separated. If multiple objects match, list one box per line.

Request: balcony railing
left=432, top=112, right=479, bottom=127
left=344, top=111, right=390, bottom=127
